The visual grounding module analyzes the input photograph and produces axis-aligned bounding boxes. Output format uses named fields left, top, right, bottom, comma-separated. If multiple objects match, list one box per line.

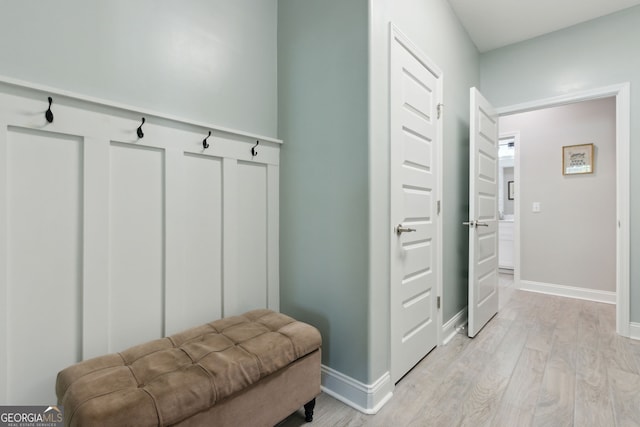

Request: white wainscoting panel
left=231, top=162, right=268, bottom=314
left=178, top=153, right=223, bottom=330
left=5, top=127, right=83, bottom=405
left=0, top=78, right=281, bottom=405
left=108, top=142, right=166, bottom=352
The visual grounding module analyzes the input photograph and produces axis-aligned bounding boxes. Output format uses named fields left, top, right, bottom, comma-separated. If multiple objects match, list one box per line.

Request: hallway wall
left=480, top=5, right=640, bottom=320
left=0, top=0, right=278, bottom=137
left=500, top=98, right=616, bottom=294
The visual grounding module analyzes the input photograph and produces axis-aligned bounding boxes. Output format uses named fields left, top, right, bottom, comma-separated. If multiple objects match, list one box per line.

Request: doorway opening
left=498, top=134, right=517, bottom=275
left=496, top=83, right=630, bottom=337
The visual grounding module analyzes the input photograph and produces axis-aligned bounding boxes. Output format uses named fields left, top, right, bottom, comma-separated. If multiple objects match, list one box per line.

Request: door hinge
left=437, top=103, right=444, bottom=119
left=437, top=200, right=441, bottom=215
left=437, top=296, right=441, bottom=309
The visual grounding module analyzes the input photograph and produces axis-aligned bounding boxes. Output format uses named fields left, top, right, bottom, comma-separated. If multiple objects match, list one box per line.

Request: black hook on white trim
left=136, top=117, right=145, bottom=138
left=45, top=97, right=54, bottom=123
left=203, top=131, right=211, bottom=149
left=251, top=140, right=259, bottom=157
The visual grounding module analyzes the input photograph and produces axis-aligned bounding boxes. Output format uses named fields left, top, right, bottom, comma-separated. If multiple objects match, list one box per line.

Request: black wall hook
left=136, top=117, right=145, bottom=138
left=251, top=140, right=259, bottom=157
left=45, top=97, right=54, bottom=123
left=203, top=131, right=211, bottom=149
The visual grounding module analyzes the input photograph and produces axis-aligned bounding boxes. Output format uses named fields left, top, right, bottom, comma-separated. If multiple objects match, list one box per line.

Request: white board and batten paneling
left=0, top=77, right=281, bottom=405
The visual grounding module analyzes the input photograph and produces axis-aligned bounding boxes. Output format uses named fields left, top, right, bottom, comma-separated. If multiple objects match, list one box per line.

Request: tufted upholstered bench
left=56, top=309, right=322, bottom=427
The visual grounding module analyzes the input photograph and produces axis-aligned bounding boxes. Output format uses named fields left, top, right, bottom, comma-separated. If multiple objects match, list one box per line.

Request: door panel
left=467, top=88, right=499, bottom=338
left=390, top=26, right=441, bottom=382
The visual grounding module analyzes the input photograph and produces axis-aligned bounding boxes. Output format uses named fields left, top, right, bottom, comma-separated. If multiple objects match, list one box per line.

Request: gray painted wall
left=480, top=5, right=640, bottom=320
left=279, top=0, right=479, bottom=385
left=0, top=0, right=278, bottom=137
left=278, top=0, right=370, bottom=382
left=501, top=98, right=616, bottom=292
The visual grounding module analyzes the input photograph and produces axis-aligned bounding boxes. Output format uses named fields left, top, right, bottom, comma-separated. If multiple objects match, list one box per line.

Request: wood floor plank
left=597, top=302, right=616, bottom=333
left=525, top=321, right=555, bottom=355
left=277, top=392, right=371, bottom=427
left=608, top=366, right=640, bottom=427
left=371, top=333, right=473, bottom=426
left=490, top=402, right=536, bottom=427
left=473, top=317, right=512, bottom=354
left=279, top=276, right=637, bottom=427
left=574, top=345, right=615, bottom=427
left=552, top=297, right=580, bottom=345
left=625, top=336, right=640, bottom=374
left=459, top=323, right=528, bottom=426
left=412, top=332, right=473, bottom=379
left=576, top=300, right=600, bottom=350
left=492, top=346, right=546, bottom=425
left=531, top=339, right=576, bottom=427
left=599, top=332, right=639, bottom=375
left=416, top=347, right=490, bottom=426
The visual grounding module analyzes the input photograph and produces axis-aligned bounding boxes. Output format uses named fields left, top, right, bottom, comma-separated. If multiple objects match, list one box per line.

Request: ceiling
left=446, top=0, right=640, bottom=52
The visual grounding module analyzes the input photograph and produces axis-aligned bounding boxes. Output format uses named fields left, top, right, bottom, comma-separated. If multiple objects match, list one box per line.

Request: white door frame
left=496, top=82, right=630, bottom=337
left=497, top=131, right=520, bottom=280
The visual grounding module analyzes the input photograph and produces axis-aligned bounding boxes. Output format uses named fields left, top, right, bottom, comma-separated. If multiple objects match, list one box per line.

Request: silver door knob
left=463, top=220, right=476, bottom=228
left=396, top=224, right=416, bottom=235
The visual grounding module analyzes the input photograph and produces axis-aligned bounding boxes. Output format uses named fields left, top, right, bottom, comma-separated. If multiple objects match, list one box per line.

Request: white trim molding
left=320, top=365, right=393, bottom=415
left=520, top=280, right=615, bottom=305
left=629, top=323, right=640, bottom=341
left=0, top=74, right=282, bottom=145
left=442, top=307, right=468, bottom=345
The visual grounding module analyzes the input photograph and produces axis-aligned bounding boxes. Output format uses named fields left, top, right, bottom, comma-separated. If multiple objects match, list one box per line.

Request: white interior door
left=467, top=87, right=499, bottom=338
left=390, top=26, right=441, bottom=382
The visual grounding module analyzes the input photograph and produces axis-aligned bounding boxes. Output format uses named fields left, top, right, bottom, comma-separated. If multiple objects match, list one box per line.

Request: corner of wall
left=442, top=306, right=468, bottom=345
left=321, top=365, right=394, bottom=414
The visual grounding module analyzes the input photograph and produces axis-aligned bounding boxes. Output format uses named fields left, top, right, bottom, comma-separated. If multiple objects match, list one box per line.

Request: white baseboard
left=519, top=280, right=615, bottom=304
left=320, top=365, right=393, bottom=414
left=442, top=307, right=467, bottom=345
left=630, top=322, right=640, bottom=341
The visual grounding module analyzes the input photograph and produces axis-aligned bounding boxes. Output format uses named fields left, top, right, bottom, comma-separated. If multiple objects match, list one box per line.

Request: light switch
left=532, top=202, right=541, bottom=213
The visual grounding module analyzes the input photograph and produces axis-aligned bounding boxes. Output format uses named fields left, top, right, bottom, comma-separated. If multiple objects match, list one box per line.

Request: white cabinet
left=498, top=220, right=514, bottom=270
left=0, top=79, right=280, bottom=404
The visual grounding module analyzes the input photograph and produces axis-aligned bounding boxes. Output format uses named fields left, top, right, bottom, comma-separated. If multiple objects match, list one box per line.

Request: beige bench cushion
left=56, top=309, right=322, bottom=426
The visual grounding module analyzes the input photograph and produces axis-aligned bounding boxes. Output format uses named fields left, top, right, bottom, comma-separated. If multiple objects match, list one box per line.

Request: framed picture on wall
left=563, top=143, right=594, bottom=175
left=507, top=181, right=514, bottom=200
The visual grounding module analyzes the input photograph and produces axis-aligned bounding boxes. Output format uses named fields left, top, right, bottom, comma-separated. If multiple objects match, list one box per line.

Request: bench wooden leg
left=304, top=398, right=316, bottom=422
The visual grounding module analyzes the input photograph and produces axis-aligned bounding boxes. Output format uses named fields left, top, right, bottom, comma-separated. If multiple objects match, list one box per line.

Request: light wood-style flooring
left=279, top=274, right=640, bottom=427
